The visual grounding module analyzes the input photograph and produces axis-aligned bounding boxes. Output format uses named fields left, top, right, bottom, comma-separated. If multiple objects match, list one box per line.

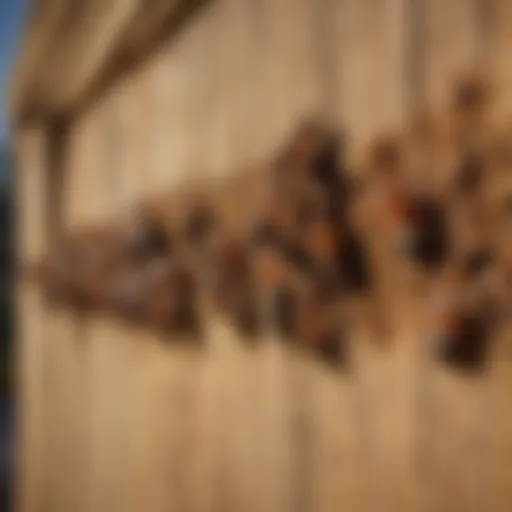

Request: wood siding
left=16, top=1, right=512, bottom=511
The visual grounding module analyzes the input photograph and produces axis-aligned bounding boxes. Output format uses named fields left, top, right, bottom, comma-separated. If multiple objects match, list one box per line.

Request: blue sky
left=0, top=0, right=29, bottom=142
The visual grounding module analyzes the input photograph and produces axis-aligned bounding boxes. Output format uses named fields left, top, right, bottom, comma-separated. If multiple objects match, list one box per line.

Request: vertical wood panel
left=17, top=128, right=49, bottom=261
left=17, top=285, right=48, bottom=512
left=113, top=67, right=168, bottom=512
left=310, top=352, right=363, bottom=512
left=42, top=121, right=84, bottom=509
left=20, top=2, right=512, bottom=511
left=151, top=7, right=219, bottom=190
left=53, top=103, right=108, bottom=512
left=41, top=308, right=84, bottom=512
left=178, top=8, right=227, bottom=512
left=150, top=16, right=214, bottom=189
left=122, top=329, right=178, bottom=512
left=489, top=0, right=512, bottom=118
left=16, top=127, right=50, bottom=512
left=424, top=0, right=481, bottom=110
left=34, top=112, right=88, bottom=512
left=489, top=326, right=512, bottom=512
left=251, top=2, right=322, bottom=511
left=78, top=98, right=128, bottom=512
left=117, top=74, right=146, bottom=207
left=336, top=3, right=419, bottom=512
left=422, top=3, right=488, bottom=512
left=337, top=0, right=410, bottom=157
left=63, top=121, right=87, bottom=227
left=487, top=4, right=512, bottom=511
left=308, top=2, right=368, bottom=511
left=256, top=0, right=325, bottom=158
left=86, top=318, right=135, bottom=512
left=204, top=0, right=262, bottom=177
left=120, top=8, right=226, bottom=511
left=202, top=4, right=273, bottom=511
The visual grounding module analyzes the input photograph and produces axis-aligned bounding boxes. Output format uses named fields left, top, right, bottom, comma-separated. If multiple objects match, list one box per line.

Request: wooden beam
left=10, top=0, right=210, bottom=124
left=8, top=0, right=69, bottom=124
left=47, top=0, right=141, bottom=113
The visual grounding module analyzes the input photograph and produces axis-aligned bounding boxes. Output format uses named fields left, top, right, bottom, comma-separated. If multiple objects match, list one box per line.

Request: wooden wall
left=16, top=1, right=512, bottom=511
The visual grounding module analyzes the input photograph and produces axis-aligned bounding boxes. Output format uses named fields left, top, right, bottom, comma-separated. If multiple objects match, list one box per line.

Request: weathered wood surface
left=16, top=1, right=512, bottom=512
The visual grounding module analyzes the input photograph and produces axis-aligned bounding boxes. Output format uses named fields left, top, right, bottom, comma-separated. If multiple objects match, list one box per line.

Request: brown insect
left=182, top=203, right=218, bottom=248
left=40, top=236, right=91, bottom=308
left=453, top=149, right=487, bottom=198
left=285, top=117, right=330, bottom=170
left=125, top=205, right=173, bottom=266
left=315, top=328, right=347, bottom=368
left=269, top=285, right=300, bottom=339
left=296, top=290, right=329, bottom=345
left=167, top=265, right=202, bottom=336
left=452, top=72, right=490, bottom=115
left=74, top=229, right=126, bottom=309
left=436, top=308, right=491, bottom=373
left=431, top=259, right=496, bottom=373
left=109, top=263, right=148, bottom=323
left=305, top=212, right=340, bottom=262
left=294, top=289, right=347, bottom=367
left=367, top=135, right=403, bottom=174
left=210, top=236, right=260, bottom=336
left=229, top=286, right=261, bottom=338
left=143, top=259, right=176, bottom=327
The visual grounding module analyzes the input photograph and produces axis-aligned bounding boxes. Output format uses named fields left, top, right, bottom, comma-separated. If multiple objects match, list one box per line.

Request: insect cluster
left=32, top=74, right=512, bottom=373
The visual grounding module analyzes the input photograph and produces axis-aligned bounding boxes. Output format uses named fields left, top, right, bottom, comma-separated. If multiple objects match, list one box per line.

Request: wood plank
left=17, top=127, right=50, bottom=262
left=310, top=349, right=363, bottom=512
left=16, top=285, right=49, bottom=512
left=489, top=0, right=512, bottom=118
left=120, top=15, right=222, bottom=510
left=121, top=329, right=178, bottom=512
left=74, top=89, right=134, bottom=512
left=252, top=3, right=333, bottom=511
left=188, top=320, right=225, bottom=512
left=486, top=6, right=512, bottom=509
left=40, top=307, right=84, bottom=512
left=303, top=12, right=374, bottom=507
left=202, top=319, right=258, bottom=512
left=21, top=2, right=512, bottom=510
left=16, top=126, right=52, bottom=512
left=337, top=0, right=410, bottom=159
left=336, top=2, right=418, bottom=512
left=110, top=66, right=167, bottom=512
left=420, top=355, right=490, bottom=512
left=256, top=0, right=325, bottom=159
left=200, top=4, right=282, bottom=511
left=424, top=0, right=481, bottom=111
left=421, top=3, right=490, bottom=512
left=84, top=316, right=135, bottom=512
left=489, top=326, right=512, bottom=512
